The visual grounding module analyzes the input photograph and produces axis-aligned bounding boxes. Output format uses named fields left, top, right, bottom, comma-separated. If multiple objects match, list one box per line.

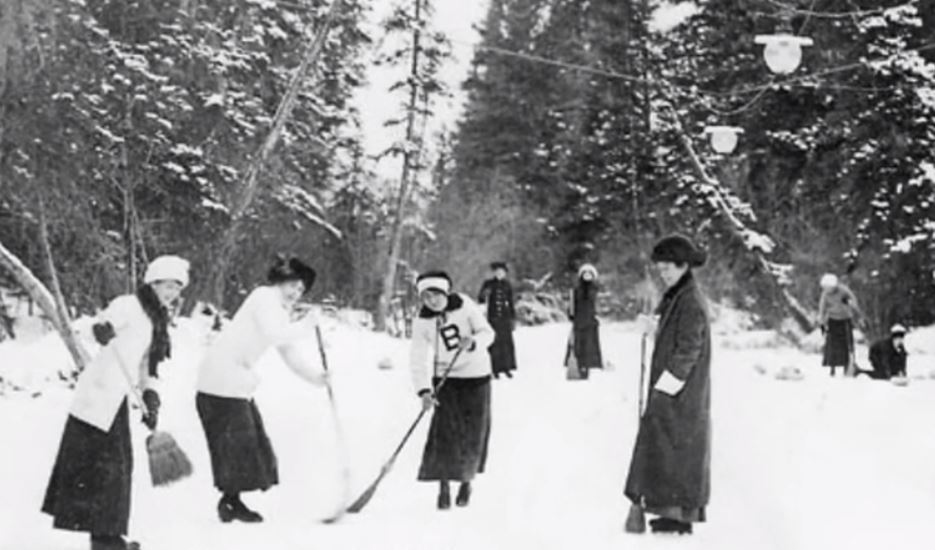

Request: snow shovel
left=347, top=346, right=465, bottom=514
left=314, top=325, right=352, bottom=524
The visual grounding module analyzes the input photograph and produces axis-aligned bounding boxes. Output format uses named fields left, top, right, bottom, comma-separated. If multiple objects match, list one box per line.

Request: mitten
left=92, top=321, right=116, bottom=345
left=141, top=389, right=161, bottom=430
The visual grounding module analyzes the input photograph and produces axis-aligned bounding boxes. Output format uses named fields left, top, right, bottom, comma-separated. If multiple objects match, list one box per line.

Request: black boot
left=456, top=482, right=472, bottom=507
left=90, top=534, right=140, bottom=550
left=504, top=371, right=513, bottom=379
left=218, top=493, right=264, bottom=523
left=437, top=481, right=451, bottom=510
left=649, top=517, right=692, bottom=535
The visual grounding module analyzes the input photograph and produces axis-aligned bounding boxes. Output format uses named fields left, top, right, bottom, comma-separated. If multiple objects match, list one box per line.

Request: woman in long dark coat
left=624, top=235, right=711, bottom=536
left=571, top=264, right=603, bottom=370
left=42, top=255, right=190, bottom=550
left=478, top=261, right=517, bottom=379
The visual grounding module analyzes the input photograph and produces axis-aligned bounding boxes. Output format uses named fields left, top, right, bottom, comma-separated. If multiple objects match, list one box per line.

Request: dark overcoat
left=624, top=272, right=711, bottom=515
left=478, top=278, right=517, bottom=374
left=571, top=282, right=603, bottom=368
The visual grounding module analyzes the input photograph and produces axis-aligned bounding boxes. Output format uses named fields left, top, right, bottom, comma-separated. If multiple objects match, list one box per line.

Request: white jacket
left=197, top=286, right=319, bottom=399
left=70, top=294, right=159, bottom=432
left=410, top=293, right=495, bottom=394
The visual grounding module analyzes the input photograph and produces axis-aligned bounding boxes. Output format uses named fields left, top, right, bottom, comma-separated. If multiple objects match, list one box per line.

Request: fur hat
left=651, top=234, right=707, bottom=267
left=820, top=273, right=838, bottom=289
left=490, top=261, right=508, bottom=271
left=144, top=255, right=190, bottom=288
left=578, top=263, right=598, bottom=279
left=267, top=256, right=317, bottom=292
left=416, top=270, right=452, bottom=295
left=890, top=324, right=907, bottom=336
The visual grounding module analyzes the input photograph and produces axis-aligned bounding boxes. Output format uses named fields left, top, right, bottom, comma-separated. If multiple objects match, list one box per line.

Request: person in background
left=42, top=255, right=189, bottom=550
left=411, top=270, right=495, bottom=510
left=195, top=256, right=328, bottom=524
left=570, top=264, right=603, bottom=370
left=478, top=261, right=517, bottom=379
left=818, top=273, right=863, bottom=377
left=863, top=324, right=908, bottom=380
left=624, top=235, right=711, bottom=536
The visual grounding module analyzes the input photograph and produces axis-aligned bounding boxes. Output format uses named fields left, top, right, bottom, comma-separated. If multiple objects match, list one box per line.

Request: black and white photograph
left=2, top=1, right=935, bottom=549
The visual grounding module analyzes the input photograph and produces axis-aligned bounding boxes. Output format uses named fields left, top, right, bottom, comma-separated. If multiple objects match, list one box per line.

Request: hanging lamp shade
left=754, top=33, right=813, bottom=75
left=703, top=126, right=744, bottom=154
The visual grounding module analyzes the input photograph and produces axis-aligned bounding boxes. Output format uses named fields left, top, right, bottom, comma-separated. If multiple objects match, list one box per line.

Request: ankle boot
left=218, top=493, right=264, bottom=523
left=437, top=481, right=451, bottom=510
left=456, top=482, right=472, bottom=507
left=90, top=534, right=140, bottom=550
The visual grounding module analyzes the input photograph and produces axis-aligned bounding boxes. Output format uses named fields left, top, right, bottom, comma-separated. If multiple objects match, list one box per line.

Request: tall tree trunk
left=376, top=0, right=424, bottom=332
left=203, top=0, right=341, bottom=307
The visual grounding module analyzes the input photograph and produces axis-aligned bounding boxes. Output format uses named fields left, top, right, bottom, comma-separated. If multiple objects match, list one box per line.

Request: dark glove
left=92, top=321, right=116, bottom=345
left=820, top=324, right=827, bottom=336
left=141, top=389, right=160, bottom=430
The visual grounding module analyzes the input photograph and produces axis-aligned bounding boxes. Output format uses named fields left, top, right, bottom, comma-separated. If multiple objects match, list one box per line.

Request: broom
left=114, top=354, right=192, bottom=487
left=314, top=325, right=352, bottom=524
left=347, top=346, right=465, bottom=514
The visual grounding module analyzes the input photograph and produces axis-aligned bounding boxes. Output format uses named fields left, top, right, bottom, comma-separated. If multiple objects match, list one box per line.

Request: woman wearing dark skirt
left=195, top=256, right=327, bottom=523
left=478, top=261, right=517, bottom=379
left=571, top=264, right=603, bottom=370
left=42, top=255, right=190, bottom=550
left=818, top=273, right=862, bottom=377
left=411, top=271, right=495, bottom=509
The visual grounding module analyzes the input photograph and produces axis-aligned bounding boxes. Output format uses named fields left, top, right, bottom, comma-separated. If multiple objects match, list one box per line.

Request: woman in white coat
left=196, top=256, right=327, bottom=523
left=42, top=255, right=190, bottom=550
left=411, top=270, right=495, bottom=510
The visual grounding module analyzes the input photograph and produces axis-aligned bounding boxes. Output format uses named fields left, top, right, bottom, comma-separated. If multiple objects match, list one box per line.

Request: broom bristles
left=625, top=502, right=647, bottom=534
left=147, top=431, right=193, bottom=487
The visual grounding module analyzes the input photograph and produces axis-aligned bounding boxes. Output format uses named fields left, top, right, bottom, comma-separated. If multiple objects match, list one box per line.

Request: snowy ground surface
left=2, top=317, right=935, bottom=550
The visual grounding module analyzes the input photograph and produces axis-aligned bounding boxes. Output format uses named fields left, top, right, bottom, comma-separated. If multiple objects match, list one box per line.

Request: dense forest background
left=2, top=0, right=934, bottom=340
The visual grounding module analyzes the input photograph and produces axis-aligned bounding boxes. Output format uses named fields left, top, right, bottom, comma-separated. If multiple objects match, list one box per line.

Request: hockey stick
left=347, top=346, right=465, bottom=514
left=315, top=325, right=352, bottom=524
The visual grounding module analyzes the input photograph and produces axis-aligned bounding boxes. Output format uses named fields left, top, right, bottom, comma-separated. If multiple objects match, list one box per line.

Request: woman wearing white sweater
left=196, top=256, right=326, bottom=523
left=410, top=270, right=495, bottom=510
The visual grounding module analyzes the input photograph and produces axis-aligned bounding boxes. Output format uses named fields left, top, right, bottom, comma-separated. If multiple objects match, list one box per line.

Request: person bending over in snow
left=478, top=261, right=517, bottom=379
left=624, top=235, right=711, bottom=536
left=411, top=270, right=495, bottom=510
left=42, top=255, right=190, bottom=550
left=861, top=324, right=908, bottom=380
left=818, top=273, right=863, bottom=377
left=195, top=256, right=328, bottom=523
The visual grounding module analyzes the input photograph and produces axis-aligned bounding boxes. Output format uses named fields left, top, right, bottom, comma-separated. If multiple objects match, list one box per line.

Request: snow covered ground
left=2, top=318, right=935, bottom=550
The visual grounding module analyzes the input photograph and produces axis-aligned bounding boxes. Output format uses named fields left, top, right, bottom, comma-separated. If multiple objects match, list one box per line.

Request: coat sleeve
left=277, top=339, right=324, bottom=385
left=842, top=286, right=863, bottom=321
left=508, top=284, right=516, bottom=319
left=409, top=318, right=436, bottom=395
left=656, top=295, right=707, bottom=393
left=477, top=281, right=490, bottom=304
left=465, top=295, right=495, bottom=351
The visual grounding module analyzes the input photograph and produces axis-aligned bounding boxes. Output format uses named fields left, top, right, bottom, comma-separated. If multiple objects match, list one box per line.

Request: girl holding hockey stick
left=195, top=256, right=328, bottom=523
left=411, top=271, right=495, bottom=510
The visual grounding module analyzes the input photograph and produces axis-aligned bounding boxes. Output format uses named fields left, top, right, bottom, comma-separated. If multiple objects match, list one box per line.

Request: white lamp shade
left=755, top=34, right=813, bottom=75
left=704, top=126, right=743, bottom=154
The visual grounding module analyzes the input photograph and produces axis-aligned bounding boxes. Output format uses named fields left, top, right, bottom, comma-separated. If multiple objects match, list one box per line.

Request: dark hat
left=416, top=270, right=452, bottom=295
left=267, top=256, right=317, bottom=292
left=490, top=261, right=508, bottom=271
left=651, top=234, right=707, bottom=268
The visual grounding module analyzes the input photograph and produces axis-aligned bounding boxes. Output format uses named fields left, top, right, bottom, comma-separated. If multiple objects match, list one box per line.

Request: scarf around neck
left=136, top=284, right=172, bottom=378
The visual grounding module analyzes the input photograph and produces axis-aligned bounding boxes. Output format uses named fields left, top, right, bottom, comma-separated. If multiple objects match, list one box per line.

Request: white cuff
left=655, top=370, right=686, bottom=396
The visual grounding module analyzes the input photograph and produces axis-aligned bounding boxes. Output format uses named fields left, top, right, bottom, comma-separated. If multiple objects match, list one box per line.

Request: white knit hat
left=890, top=324, right=907, bottom=336
left=819, top=273, right=838, bottom=289
left=578, top=263, right=598, bottom=279
left=144, top=255, right=190, bottom=288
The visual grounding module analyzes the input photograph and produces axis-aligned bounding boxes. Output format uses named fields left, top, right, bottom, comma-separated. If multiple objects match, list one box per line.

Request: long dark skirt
left=42, top=400, right=133, bottom=536
left=489, top=319, right=517, bottom=374
left=196, top=392, right=278, bottom=493
left=823, top=318, right=854, bottom=367
left=573, top=322, right=603, bottom=369
left=418, top=377, right=492, bottom=482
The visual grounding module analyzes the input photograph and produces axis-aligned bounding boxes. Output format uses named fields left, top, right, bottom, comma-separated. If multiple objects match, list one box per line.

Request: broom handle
left=111, top=345, right=152, bottom=419
left=638, top=332, right=648, bottom=417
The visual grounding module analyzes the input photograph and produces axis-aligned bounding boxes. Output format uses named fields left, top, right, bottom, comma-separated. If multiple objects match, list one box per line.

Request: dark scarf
left=136, top=284, right=171, bottom=378
left=656, top=270, right=694, bottom=317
